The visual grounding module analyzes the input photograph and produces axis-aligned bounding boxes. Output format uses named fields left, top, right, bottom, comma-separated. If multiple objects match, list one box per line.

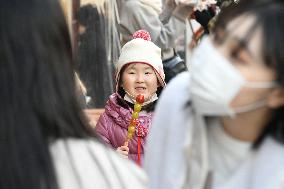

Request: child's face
left=121, top=63, right=159, bottom=100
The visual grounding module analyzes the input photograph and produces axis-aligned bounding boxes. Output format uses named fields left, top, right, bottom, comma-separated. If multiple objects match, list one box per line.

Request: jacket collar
left=104, top=93, right=153, bottom=129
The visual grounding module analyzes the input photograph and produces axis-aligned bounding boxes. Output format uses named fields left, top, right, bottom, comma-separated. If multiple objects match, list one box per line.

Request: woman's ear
left=267, top=88, right=284, bottom=108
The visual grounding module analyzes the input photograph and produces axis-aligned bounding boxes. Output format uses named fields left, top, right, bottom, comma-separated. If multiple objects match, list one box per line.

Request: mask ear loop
left=231, top=80, right=278, bottom=117
left=233, top=19, right=278, bottom=115
left=229, top=20, right=277, bottom=118
left=233, top=99, right=268, bottom=116
left=245, top=81, right=278, bottom=89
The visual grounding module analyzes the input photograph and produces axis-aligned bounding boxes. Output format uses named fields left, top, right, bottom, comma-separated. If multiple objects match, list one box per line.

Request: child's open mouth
left=135, top=87, right=146, bottom=92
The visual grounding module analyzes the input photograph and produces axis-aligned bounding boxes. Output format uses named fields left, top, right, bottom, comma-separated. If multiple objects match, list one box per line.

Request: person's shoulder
left=122, top=0, right=141, bottom=8
left=104, top=93, right=123, bottom=111
left=256, top=137, right=284, bottom=173
left=225, top=138, right=284, bottom=189
left=153, top=71, right=192, bottom=128
left=166, top=71, right=191, bottom=91
left=122, top=0, right=155, bottom=14
left=159, top=71, right=191, bottom=104
left=257, top=138, right=284, bottom=188
left=108, top=93, right=119, bottom=101
left=50, top=139, right=147, bottom=189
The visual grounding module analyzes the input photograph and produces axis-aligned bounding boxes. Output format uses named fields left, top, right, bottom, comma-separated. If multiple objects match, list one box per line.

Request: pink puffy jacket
left=95, top=93, right=153, bottom=163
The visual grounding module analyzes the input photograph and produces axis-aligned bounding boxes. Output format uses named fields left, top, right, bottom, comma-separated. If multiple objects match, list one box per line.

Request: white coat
left=50, top=139, right=147, bottom=189
left=145, top=72, right=284, bottom=189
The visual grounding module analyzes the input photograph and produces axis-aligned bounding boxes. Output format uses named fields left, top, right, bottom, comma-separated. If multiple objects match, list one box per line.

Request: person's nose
left=136, top=73, right=145, bottom=83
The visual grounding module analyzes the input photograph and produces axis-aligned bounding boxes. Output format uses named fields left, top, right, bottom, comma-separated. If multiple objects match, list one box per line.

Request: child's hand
left=116, top=144, right=129, bottom=159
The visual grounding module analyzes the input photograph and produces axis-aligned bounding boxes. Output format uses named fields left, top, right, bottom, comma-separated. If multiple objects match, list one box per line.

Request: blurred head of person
left=189, top=0, right=284, bottom=146
left=0, top=0, right=95, bottom=188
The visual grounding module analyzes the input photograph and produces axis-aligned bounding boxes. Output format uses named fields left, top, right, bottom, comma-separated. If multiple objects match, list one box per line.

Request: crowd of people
left=1, top=0, right=284, bottom=189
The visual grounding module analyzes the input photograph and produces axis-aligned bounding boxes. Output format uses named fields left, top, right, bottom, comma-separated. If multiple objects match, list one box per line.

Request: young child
left=95, top=30, right=165, bottom=165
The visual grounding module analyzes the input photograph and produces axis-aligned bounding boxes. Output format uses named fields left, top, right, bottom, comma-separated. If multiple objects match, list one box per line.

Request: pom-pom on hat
left=116, top=30, right=165, bottom=91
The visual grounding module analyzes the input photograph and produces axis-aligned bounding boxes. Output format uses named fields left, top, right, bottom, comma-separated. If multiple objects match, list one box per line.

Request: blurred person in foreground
left=0, top=0, right=146, bottom=189
left=145, top=0, right=284, bottom=188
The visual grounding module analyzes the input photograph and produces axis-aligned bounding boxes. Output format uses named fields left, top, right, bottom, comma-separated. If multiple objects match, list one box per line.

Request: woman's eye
left=232, top=50, right=250, bottom=66
left=145, top=72, right=152, bottom=75
left=230, top=50, right=239, bottom=61
left=228, top=39, right=251, bottom=65
left=230, top=53, right=243, bottom=64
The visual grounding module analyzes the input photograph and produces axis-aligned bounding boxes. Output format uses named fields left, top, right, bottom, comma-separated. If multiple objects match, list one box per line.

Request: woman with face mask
left=144, top=0, right=284, bottom=189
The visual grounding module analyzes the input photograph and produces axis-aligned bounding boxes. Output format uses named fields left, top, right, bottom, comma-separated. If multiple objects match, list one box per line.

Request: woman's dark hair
left=213, top=0, right=284, bottom=147
left=0, top=0, right=96, bottom=188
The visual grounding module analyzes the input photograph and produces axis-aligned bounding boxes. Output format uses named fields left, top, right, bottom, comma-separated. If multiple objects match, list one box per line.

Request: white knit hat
left=116, top=30, right=165, bottom=91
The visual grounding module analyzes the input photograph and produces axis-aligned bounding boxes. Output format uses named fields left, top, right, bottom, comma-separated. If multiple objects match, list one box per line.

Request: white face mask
left=189, top=36, right=277, bottom=117
left=123, top=90, right=158, bottom=107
